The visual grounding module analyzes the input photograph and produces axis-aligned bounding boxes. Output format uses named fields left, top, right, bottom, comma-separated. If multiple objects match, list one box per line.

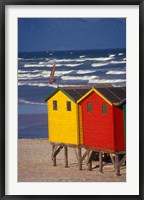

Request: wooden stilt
left=52, top=144, right=56, bottom=166
left=88, top=161, right=92, bottom=171
left=87, top=151, right=95, bottom=171
left=115, top=154, right=120, bottom=176
left=64, top=146, right=68, bottom=168
left=81, top=150, right=89, bottom=162
left=110, top=154, right=116, bottom=169
left=78, top=148, right=82, bottom=171
left=87, top=150, right=90, bottom=163
left=50, top=143, right=126, bottom=174
left=117, top=155, right=126, bottom=169
left=53, top=146, right=63, bottom=158
left=87, top=151, right=92, bottom=171
left=99, top=152, right=103, bottom=173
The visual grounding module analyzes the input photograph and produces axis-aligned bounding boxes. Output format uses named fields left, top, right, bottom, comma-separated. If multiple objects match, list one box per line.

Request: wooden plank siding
left=123, top=104, right=126, bottom=150
left=79, top=91, right=115, bottom=151
left=114, top=107, right=125, bottom=151
left=46, top=86, right=126, bottom=152
left=79, top=90, right=125, bottom=152
left=78, top=105, right=83, bottom=145
left=48, top=90, right=79, bottom=144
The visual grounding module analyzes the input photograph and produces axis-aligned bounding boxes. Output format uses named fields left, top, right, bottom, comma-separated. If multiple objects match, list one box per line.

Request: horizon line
left=18, top=47, right=126, bottom=54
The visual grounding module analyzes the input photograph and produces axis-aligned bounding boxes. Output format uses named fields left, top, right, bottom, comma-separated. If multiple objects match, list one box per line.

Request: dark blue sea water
left=18, top=48, right=126, bottom=138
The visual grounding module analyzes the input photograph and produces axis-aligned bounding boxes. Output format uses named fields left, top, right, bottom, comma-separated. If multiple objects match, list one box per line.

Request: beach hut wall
left=118, top=99, right=126, bottom=150
left=45, top=87, right=89, bottom=145
left=77, top=87, right=126, bottom=152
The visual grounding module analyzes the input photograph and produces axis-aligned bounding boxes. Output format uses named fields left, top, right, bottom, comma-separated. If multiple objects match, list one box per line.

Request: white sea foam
left=18, top=58, right=39, bottom=61
left=109, top=54, right=115, bottom=57
left=88, top=79, right=126, bottom=84
left=39, top=62, right=48, bottom=65
left=55, top=70, right=73, bottom=76
left=61, top=75, right=97, bottom=81
left=106, top=70, right=126, bottom=75
left=18, top=70, right=42, bottom=74
left=76, top=70, right=96, bottom=74
left=48, top=58, right=75, bottom=63
left=118, top=53, right=124, bottom=56
left=18, top=70, right=30, bottom=73
left=47, top=56, right=114, bottom=64
left=18, top=58, right=24, bottom=60
left=19, top=82, right=58, bottom=88
left=24, top=64, right=62, bottom=68
left=24, top=64, right=47, bottom=67
left=42, top=70, right=73, bottom=75
left=18, top=73, right=41, bottom=79
left=58, top=84, right=89, bottom=87
left=95, top=57, right=113, bottom=61
left=18, top=82, right=49, bottom=87
left=91, top=63, right=109, bottom=67
left=33, top=70, right=42, bottom=73
left=79, top=55, right=85, bottom=58
left=18, top=70, right=73, bottom=80
left=66, top=63, right=83, bottom=67
left=110, top=60, right=126, bottom=64
left=19, top=99, right=46, bottom=105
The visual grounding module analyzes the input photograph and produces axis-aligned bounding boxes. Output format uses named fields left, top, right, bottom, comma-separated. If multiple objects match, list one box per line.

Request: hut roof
left=44, top=86, right=126, bottom=105
left=44, top=87, right=90, bottom=102
left=77, top=86, right=126, bottom=105
left=44, top=88, right=59, bottom=102
left=118, top=98, right=126, bottom=106
left=96, top=87, right=126, bottom=104
left=62, top=88, right=90, bottom=101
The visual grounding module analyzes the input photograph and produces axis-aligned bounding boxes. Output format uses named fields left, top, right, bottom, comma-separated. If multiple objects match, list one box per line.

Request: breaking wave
left=18, top=82, right=50, bottom=87
left=61, top=75, right=98, bottom=81
left=24, top=64, right=62, bottom=68
left=95, top=57, right=113, bottom=61
left=111, top=60, right=126, bottom=64
left=109, top=54, right=115, bottom=57
left=91, top=63, right=109, bottom=67
left=76, top=70, right=96, bottom=74
left=118, top=53, right=124, bottom=56
left=19, top=99, right=46, bottom=105
left=66, top=63, right=83, bottom=67
left=18, top=70, right=74, bottom=80
left=106, top=70, right=126, bottom=75
left=88, top=79, right=126, bottom=84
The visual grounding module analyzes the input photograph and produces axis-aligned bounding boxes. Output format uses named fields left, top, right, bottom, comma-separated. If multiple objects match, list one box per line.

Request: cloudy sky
left=18, top=18, right=126, bottom=52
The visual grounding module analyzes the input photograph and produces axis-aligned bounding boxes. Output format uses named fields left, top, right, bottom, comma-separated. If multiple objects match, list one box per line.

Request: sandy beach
left=18, top=139, right=126, bottom=182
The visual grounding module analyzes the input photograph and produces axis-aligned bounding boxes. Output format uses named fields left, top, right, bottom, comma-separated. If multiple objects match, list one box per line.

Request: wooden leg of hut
left=88, top=161, right=92, bottom=171
left=87, top=151, right=92, bottom=171
left=52, top=144, right=56, bottom=166
left=87, top=151, right=90, bottom=163
left=117, top=154, right=126, bottom=169
left=78, top=148, right=82, bottom=171
left=88, top=151, right=95, bottom=171
left=99, top=152, right=103, bottom=173
left=115, top=154, right=120, bottom=176
left=64, top=146, right=68, bottom=168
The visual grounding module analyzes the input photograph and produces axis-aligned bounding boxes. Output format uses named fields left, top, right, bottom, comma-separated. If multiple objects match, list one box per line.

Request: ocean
left=18, top=48, right=126, bottom=138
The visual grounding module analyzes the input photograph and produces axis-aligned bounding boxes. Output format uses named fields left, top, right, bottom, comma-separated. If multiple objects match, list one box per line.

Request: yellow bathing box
left=44, top=87, right=90, bottom=145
